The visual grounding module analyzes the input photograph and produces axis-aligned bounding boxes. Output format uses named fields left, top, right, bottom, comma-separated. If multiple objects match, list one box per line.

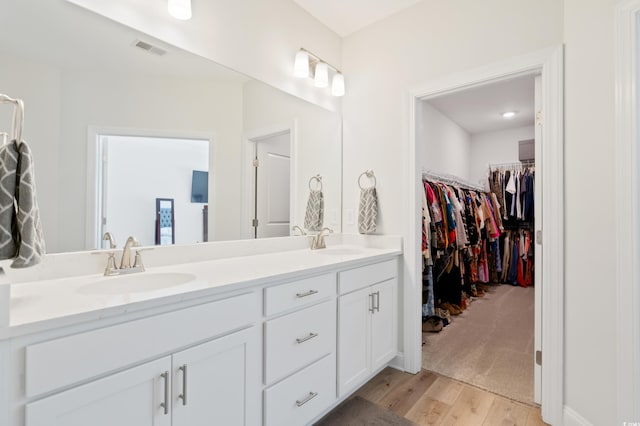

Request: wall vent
left=133, top=40, right=167, bottom=56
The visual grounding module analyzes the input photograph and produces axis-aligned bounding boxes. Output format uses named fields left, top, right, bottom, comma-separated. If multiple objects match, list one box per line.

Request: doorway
left=418, top=73, right=540, bottom=406
left=95, top=134, right=209, bottom=248
left=248, top=130, right=292, bottom=238
left=406, top=47, right=564, bottom=425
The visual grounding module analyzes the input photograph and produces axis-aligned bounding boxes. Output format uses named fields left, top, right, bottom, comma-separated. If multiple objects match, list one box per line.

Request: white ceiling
left=293, top=0, right=422, bottom=37
left=426, top=75, right=536, bottom=135
left=0, top=0, right=248, bottom=82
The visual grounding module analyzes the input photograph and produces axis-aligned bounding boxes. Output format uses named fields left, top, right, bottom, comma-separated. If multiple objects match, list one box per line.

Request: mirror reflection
left=0, top=0, right=342, bottom=253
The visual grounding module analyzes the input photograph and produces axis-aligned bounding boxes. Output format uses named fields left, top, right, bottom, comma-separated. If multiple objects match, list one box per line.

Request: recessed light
left=502, top=111, right=517, bottom=119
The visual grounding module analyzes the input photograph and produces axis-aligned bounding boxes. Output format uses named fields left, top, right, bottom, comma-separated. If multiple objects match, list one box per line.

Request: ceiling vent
left=133, top=40, right=167, bottom=56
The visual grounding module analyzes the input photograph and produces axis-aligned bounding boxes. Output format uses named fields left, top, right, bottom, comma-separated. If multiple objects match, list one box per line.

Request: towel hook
left=309, top=174, right=323, bottom=192
left=358, top=169, right=376, bottom=190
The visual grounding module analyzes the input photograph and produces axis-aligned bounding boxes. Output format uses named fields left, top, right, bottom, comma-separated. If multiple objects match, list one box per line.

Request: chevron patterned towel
left=0, top=141, right=45, bottom=268
left=303, top=189, right=324, bottom=231
left=358, top=187, right=378, bottom=234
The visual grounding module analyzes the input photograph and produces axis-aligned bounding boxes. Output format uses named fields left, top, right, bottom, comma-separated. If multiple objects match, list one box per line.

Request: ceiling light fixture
left=168, top=0, right=192, bottom=20
left=293, top=48, right=345, bottom=97
left=502, top=111, right=517, bottom=119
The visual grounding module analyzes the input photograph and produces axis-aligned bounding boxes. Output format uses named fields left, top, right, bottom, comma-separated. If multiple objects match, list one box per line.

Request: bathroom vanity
left=0, top=235, right=401, bottom=426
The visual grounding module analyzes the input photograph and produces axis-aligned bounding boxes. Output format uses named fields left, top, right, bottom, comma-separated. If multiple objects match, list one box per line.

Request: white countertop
left=5, top=243, right=401, bottom=338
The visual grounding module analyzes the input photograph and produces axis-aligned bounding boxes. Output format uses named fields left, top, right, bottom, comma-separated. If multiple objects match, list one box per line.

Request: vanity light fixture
left=294, top=48, right=345, bottom=97
left=502, top=111, right=517, bottom=119
left=168, top=0, right=192, bottom=20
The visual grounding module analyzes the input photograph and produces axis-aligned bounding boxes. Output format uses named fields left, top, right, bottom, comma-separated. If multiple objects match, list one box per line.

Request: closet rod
left=422, top=169, right=485, bottom=192
left=488, top=160, right=535, bottom=170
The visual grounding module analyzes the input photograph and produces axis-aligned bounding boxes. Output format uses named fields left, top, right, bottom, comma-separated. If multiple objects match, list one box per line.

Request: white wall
left=242, top=79, right=342, bottom=234
left=105, top=136, right=209, bottom=247
left=563, top=1, right=618, bottom=424
left=342, top=0, right=562, bottom=236
left=64, top=0, right=343, bottom=112
left=420, top=102, right=471, bottom=180
left=0, top=56, right=62, bottom=252
left=59, top=70, right=244, bottom=251
left=468, top=125, right=534, bottom=185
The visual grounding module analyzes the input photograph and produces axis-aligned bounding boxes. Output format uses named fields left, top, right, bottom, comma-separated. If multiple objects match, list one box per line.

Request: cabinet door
left=337, top=286, right=372, bottom=397
left=172, top=327, right=260, bottom=426
left=371, top=278, right=398, bottom=371
left=26, top=357, right=172, bottom=426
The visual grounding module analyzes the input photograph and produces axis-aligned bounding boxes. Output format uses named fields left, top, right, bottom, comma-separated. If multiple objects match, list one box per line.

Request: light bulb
left=294, top=50, right=309, bottom=78
left=502, top=111, right=517, bottom=119
left=332, top=73, right=345, bottom=97
left=314, top=62, right=329, bottom=88
left=168, top=0, right=192, bottom=20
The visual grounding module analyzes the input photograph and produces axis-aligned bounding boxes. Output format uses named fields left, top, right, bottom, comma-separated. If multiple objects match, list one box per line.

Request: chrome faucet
left=310, top=227, right=333, bottom=250
left=102, top=232, right=118, bottom=276
left=103, top=232, right=117, bottom=249
left=120, top=236, right=140, bottom=269
left=292, top=225, right=307, bottom=236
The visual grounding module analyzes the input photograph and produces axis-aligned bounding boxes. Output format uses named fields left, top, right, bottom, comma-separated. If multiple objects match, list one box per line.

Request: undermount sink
left=315, top=247, right=365, bottom=256
left=78, top=272, right=197, bottom=295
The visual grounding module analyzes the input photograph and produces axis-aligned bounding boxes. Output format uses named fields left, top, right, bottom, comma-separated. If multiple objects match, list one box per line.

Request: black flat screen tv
left=191, top=170, right=208, bottom=203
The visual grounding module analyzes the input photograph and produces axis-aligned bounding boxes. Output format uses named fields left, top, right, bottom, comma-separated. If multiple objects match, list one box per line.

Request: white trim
left=85, top=126, right=216, bottom=250
left=563, top=406, right=594, bottom=426
left=241, top=122, right=297, bottom=239
left=388, top=352, right=405, bottom=371
left=615, top=2, right=640, bottom=425
left=405, top=45, right=564, bottom=425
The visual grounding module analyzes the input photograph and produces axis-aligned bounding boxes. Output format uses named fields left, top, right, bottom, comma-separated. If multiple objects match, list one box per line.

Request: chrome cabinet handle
left=160, top=371, right=169, bottom=415
left=296, top=332, right=318, bottom=344
left=296, top=289, right=318, bottom=298
left=178, top=365, right=188, bottom=406
left=295, top=391, right=318, bottom=407
left=369, top=293, right=375, bottom=313
left=374, top=291, right=380, bottom=312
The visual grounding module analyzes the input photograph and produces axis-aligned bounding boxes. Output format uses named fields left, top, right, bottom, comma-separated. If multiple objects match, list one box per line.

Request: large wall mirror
left=0, top=0, right=342, bottom=253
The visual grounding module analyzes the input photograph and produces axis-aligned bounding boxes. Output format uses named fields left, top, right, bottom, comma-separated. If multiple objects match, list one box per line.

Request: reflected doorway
left=96, top=134, right=209, bottom=247
left=251, top=130, right=291, bottom=238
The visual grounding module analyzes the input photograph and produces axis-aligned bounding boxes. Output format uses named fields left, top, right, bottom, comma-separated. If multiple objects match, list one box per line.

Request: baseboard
left=389, top=352, right=405, bottom=372
left=563, top=406, right=593, bottom=426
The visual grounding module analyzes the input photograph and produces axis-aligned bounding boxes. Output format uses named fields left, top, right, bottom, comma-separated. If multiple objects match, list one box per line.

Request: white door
left=171, top=327, right=260, bottom=426
left=370, top=279, right=398, bottom=371
left=26, top=357, right=172, bottom=426
left=254, top=132, right=291, bottom=238
left=337, top=287, right=372, bottom=397
left=533, top=75, right=543, bottom=404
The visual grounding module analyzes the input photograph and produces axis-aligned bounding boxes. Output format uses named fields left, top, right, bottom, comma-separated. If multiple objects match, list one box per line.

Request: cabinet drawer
left=264, top=354, right=336, bottom=426
left=25, top=292, right=259, bottom=398
left=265, top=299, right=336, bottom=384
left=264, top=273, right=335, bottom=316
left=338, top=258, right=398, bottom=295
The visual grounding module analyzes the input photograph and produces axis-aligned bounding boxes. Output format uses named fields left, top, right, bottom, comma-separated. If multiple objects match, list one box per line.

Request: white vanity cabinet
left=337, top=259, right=398, bottom=397
left=263, top=273, right=337, bottom=426
left=23, top=293, right=261, bottom=426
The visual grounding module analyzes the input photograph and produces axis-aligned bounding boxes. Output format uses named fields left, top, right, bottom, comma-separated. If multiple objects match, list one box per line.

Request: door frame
left=241, top=122, right=296, bottom=239
left=86, top=126, right=215, bottom=249
left=405, top=45, right=564, bottom=425
left=614, top=1, right=640, bottom=423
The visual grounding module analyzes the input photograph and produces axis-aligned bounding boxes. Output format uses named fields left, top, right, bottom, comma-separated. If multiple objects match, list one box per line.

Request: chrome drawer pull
left=296, top=289, right=319, bottom=298
left=296, top=391, right=318, bottom=407
left=374, top=291, right=380, bottom=312
left=178, top=364, right=188, bottom=406
left=160, top=371, right=169, bottom=415
left=296, top=332, right=319, bottom=344
left=369, top=293, right=375, bottom=313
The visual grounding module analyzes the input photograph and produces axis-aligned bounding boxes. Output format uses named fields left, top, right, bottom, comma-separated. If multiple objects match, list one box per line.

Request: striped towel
left=358, top=187, right=378, bottom=234
left=303, top=189, right=324, bottom=231
left=0, top=141, right=45, bottom=268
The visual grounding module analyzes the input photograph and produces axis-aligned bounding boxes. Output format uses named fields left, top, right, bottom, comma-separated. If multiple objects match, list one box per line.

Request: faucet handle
left=133, top=250, right=145, bottom=272
left=292, top=225, right=307, bottom=236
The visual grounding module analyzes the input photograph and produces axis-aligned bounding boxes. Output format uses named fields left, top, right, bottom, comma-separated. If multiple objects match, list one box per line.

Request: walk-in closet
left=418, top=74, right=541, bottom=406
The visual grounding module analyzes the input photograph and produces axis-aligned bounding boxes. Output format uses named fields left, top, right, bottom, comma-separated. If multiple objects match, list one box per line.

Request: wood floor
left=352, top=367, right=548, bottom=426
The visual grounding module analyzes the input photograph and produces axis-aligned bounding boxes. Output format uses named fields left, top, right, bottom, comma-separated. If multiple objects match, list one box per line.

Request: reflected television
left=191, top=170, right=208, bottom=203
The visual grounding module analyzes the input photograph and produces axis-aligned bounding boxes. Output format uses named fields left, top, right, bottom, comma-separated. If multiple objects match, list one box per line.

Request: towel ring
left=358, top=170, right=376, bottom=190
left=309, top=174, right=323, bottom=192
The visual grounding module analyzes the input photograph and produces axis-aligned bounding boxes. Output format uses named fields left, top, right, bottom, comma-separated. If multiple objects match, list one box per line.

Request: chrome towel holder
left=358, top=170, right=376, bottom=190
left=309, top=174, right=323, bottom=191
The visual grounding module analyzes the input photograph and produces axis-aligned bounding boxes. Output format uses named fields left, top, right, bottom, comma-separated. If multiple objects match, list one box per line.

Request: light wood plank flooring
left=352, top=367, right=548, bottom=426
